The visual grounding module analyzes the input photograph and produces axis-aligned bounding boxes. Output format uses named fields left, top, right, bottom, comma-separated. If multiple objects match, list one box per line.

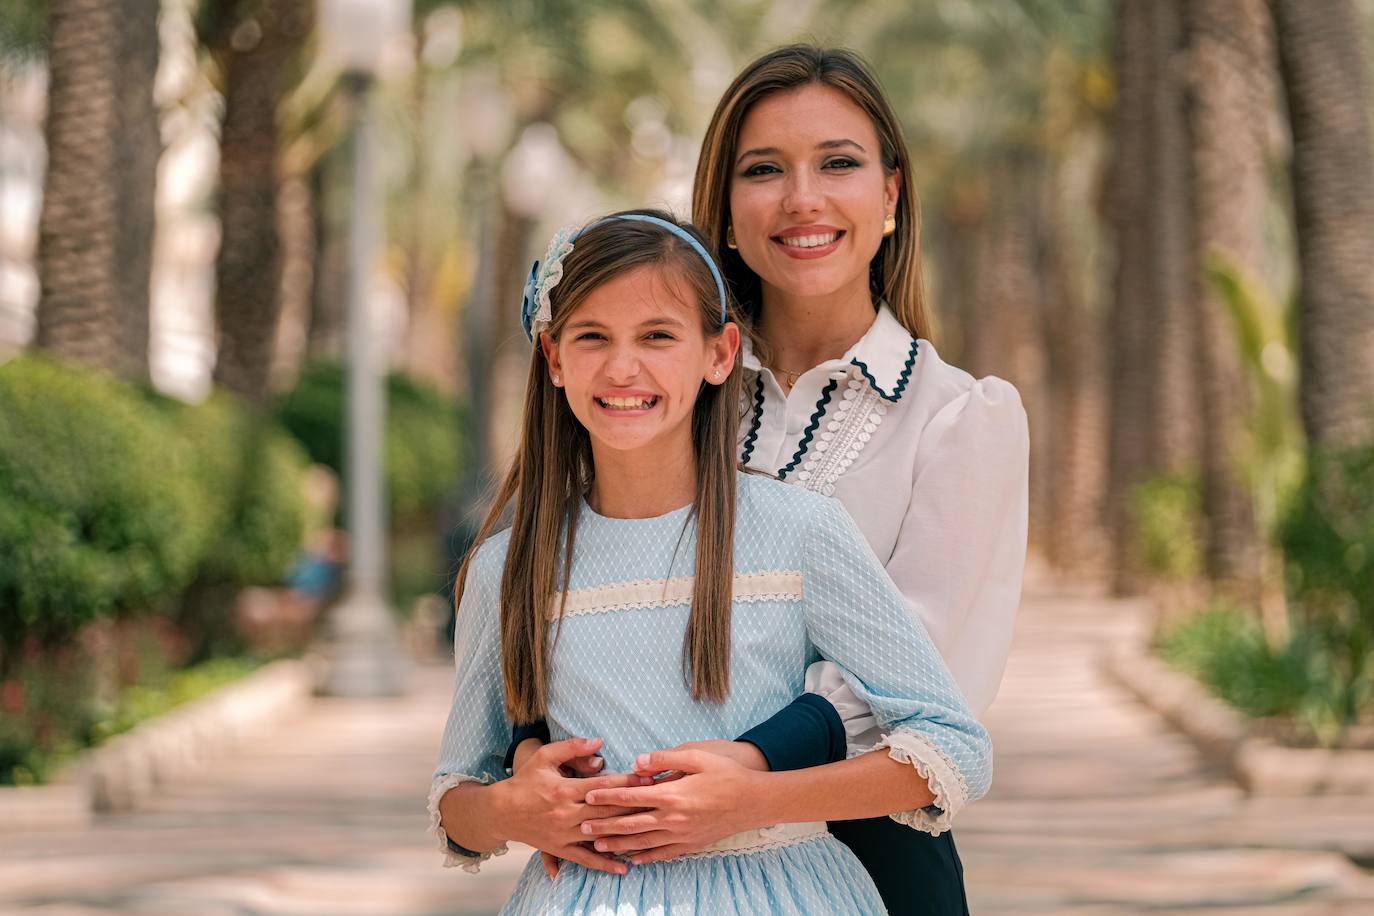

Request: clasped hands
left=505, top=736, right=769, bottom=879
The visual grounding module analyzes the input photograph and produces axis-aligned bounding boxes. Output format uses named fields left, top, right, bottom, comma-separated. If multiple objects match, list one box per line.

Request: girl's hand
left=497, top=737, right=653, bottom=876
left=578, top=749, right=770, bottom=865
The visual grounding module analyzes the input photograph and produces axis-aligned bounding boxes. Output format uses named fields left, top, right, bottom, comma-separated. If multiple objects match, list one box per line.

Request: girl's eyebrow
left=565, top=316, right=688, bottom=331
left=735, top=138, right=867, bottom=166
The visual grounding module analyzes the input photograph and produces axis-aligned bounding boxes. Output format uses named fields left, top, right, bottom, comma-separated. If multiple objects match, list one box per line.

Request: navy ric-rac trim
left=849, top=339, right=919, bottom=403
left=739, top=375, right=765, bottom=465
left=778, top=378, right=839, bottom=480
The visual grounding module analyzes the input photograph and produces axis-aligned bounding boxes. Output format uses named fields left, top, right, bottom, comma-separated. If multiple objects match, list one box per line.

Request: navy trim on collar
left=778, top=378, right=839, bottom=480
left=739, top=375, right=765, bottom=465
left=849, top=338, right=918, bottom=403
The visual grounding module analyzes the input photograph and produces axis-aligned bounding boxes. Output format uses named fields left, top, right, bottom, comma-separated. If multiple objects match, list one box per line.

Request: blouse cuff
left=428, top=772, right=509, bottom=872
left=736, top=693, right=846, bottom=771
left=868, top=729, right=970, bottom=836
left=503, top=719, right=552, bottom=773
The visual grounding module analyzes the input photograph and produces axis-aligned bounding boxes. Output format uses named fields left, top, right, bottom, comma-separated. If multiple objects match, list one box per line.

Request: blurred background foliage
left=1, top=0, right=1374, bottom=781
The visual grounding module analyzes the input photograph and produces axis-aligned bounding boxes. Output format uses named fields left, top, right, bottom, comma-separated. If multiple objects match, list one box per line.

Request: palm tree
left=1270, top=0, right=1374, bottom=450
left=33, top=0, right=158, bottom=379
left=200, top=0, right=312, bottom=406
left=1105, top=0, right=1159, bottom=592
left=1183, top=0, right=1271, bottom=595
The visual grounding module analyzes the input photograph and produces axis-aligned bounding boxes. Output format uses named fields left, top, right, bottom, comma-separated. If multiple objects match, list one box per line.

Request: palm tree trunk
left=1185, top=0, right=1270, bottom=594
left=1270, top=0, right=1374, bottom=450
left=1106, top=0, right=1158, bottom=593
left=35, top=0, right=157, bottom=379
left=1146, top=0, right=1198, bottom=473
left=208, top=0, right=311, bottom=406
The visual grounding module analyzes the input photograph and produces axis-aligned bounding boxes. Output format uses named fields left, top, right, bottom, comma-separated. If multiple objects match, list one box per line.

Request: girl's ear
left=539, top=332, right=563, bottom=386
left=706, top=322, right=741, bottom=384
left=885, top=167, right=901, bottom=217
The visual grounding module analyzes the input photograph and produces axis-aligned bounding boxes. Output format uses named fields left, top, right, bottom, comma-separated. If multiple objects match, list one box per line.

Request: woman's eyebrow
left=735, top=138, right=867, bottom=166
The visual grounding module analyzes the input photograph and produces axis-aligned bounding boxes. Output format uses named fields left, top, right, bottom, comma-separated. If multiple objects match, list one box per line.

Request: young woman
left=429, top=211, right=992, bottom=914
left=511, top=47, right=1030, bottom=915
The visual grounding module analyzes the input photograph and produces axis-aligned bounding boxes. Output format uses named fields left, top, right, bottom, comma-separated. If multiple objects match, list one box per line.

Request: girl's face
left=541, top=264, right=738, bottom=461
left=728, top=83, right=899, bottom=305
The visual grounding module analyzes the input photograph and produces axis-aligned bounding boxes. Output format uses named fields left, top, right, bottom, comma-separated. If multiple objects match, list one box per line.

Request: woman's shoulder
left=908, top=340, right=1023, bottom=419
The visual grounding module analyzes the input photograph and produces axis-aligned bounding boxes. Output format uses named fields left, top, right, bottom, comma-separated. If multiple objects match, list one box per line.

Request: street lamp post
left=317, top=0, right=411, bottom=697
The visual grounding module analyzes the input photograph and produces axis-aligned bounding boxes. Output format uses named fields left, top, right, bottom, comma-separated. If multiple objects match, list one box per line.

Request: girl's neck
left=586, top=437, right=697, bottom=519
left=756, top=279, right=876, bottom=377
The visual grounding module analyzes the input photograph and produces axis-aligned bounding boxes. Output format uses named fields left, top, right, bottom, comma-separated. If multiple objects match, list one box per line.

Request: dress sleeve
left=426, top=547, right=511, bottom=872
left=801, top=495, right=994, bottom=836
left=807, top=375, right=1029, bottom=745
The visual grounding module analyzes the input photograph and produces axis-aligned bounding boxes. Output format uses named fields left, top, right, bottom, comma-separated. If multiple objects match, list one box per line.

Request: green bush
left=0, top=357, right=208, bottom=649
left=1278, top=445, right=1374, bottom=733
left=1132, top=473, right=1203, bottom=582
left=276, top=362, right=464, bottom=523
left=144, top=391, right=309, bottom=586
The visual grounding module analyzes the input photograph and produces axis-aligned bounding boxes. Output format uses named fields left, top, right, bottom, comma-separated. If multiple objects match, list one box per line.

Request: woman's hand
left=579, top=748, right=772, bottom=865
left=491, top=737, right=653, bottom=876
left=512, top=736, right=605, bottom=779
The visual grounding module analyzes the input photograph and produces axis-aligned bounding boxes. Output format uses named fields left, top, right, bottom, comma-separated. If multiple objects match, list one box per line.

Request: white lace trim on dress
left=550, top=570, right=804, bottom=619
left=428, top=772, right=509, bottom=872
left=679, top=821, right=829, bottom=860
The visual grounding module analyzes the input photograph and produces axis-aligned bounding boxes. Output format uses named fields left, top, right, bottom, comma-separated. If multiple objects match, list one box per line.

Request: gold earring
left=882, top=215, right=897, bottom=237
left=726, top=226, right=738, bottom=249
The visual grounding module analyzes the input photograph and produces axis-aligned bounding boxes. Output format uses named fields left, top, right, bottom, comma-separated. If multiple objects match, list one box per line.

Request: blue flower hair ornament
left=521, top=225, right=578, bottom=342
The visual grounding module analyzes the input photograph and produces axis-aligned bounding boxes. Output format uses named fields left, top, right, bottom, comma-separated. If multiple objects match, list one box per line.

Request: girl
left=429, top=210, right=991, bottom=914
left=512, top=47, right=1029, bottom=915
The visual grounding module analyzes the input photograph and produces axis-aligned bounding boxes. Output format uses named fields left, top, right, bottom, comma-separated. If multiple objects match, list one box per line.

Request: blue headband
left=521, top=214, right=729, bottom=342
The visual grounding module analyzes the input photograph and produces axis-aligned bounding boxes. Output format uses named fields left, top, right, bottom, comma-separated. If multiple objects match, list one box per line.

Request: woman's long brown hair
left=691, top=44, right=932, bottom=344
left=453, top=210, right=743, bottom=722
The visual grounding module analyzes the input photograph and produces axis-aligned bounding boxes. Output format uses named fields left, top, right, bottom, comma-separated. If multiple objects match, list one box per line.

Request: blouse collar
left=739, top=302, right=919, bottom=403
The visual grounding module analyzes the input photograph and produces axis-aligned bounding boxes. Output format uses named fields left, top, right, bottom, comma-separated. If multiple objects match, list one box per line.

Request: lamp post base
left=318, top=586, right=408, bottom=697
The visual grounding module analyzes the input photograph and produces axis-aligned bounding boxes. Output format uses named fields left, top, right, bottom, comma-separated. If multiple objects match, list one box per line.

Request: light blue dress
left=429, top=472, right=991, bottom=915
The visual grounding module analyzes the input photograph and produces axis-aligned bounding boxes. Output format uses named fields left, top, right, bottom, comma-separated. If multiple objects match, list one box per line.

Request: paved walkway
left=3, top=576, right=1373, bottom=915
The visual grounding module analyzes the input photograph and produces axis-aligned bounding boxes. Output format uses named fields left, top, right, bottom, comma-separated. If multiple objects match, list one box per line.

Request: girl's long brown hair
left=692, top=44, right=932, bottom=343
left=454, top=210, right=743, bottom=722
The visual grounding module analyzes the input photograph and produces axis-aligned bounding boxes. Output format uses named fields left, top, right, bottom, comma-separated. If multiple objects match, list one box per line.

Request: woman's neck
left=586, top=437, right=697, bottom=519
left=757, top=279, right=876, bottom=377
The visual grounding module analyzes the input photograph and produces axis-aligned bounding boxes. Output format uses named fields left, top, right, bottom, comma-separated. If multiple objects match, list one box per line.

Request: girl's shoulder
left=736, top=471, right=850, bottom=539
left=462, top=528, right=513, bottom=594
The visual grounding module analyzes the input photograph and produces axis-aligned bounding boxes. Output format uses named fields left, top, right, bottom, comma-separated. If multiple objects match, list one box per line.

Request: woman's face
left=541, top=264, right=738, bottom=461
left=728, top=83, right=899, bottom=306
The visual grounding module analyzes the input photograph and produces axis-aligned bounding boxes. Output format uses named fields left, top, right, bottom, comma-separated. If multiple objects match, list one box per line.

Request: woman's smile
left=772, top=224, right=845, bottom=259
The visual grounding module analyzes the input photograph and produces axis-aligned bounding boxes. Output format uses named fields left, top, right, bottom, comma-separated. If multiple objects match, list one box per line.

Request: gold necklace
left=769, top=365, right=803, bottom=387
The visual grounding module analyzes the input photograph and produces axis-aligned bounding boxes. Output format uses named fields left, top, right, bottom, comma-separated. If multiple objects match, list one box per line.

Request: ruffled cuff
left=868, top=729, right=970, bottom=836
left=427, top=772, right=509, bottom=872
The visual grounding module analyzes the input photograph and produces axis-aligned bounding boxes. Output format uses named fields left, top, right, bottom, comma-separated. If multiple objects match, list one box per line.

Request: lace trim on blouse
left=791, top=377, right=889, bottom=497
left=551, top=571, right=805, bottom=619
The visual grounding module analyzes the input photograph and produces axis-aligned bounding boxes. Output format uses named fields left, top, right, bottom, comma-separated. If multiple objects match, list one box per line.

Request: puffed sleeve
left=810, top=375, right=1029, bottom=746
left=894, top=375, right=1028, bottom=714
left=426, top=542, right=511, bottom=872
left=801, top=495, right=993, bottom=835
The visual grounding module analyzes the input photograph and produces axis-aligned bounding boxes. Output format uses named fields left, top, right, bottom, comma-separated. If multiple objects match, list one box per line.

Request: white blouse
left=738, top=304, right=1029, bottom=743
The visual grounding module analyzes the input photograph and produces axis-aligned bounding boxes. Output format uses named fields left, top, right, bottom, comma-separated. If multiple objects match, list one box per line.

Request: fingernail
left=636, top=753, right=651, bottom=769
left=581, top=823, right=593, bottom=835
left=595, top=840, right=607, bottom=852
left=591, top=757, right=604, bottom=770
